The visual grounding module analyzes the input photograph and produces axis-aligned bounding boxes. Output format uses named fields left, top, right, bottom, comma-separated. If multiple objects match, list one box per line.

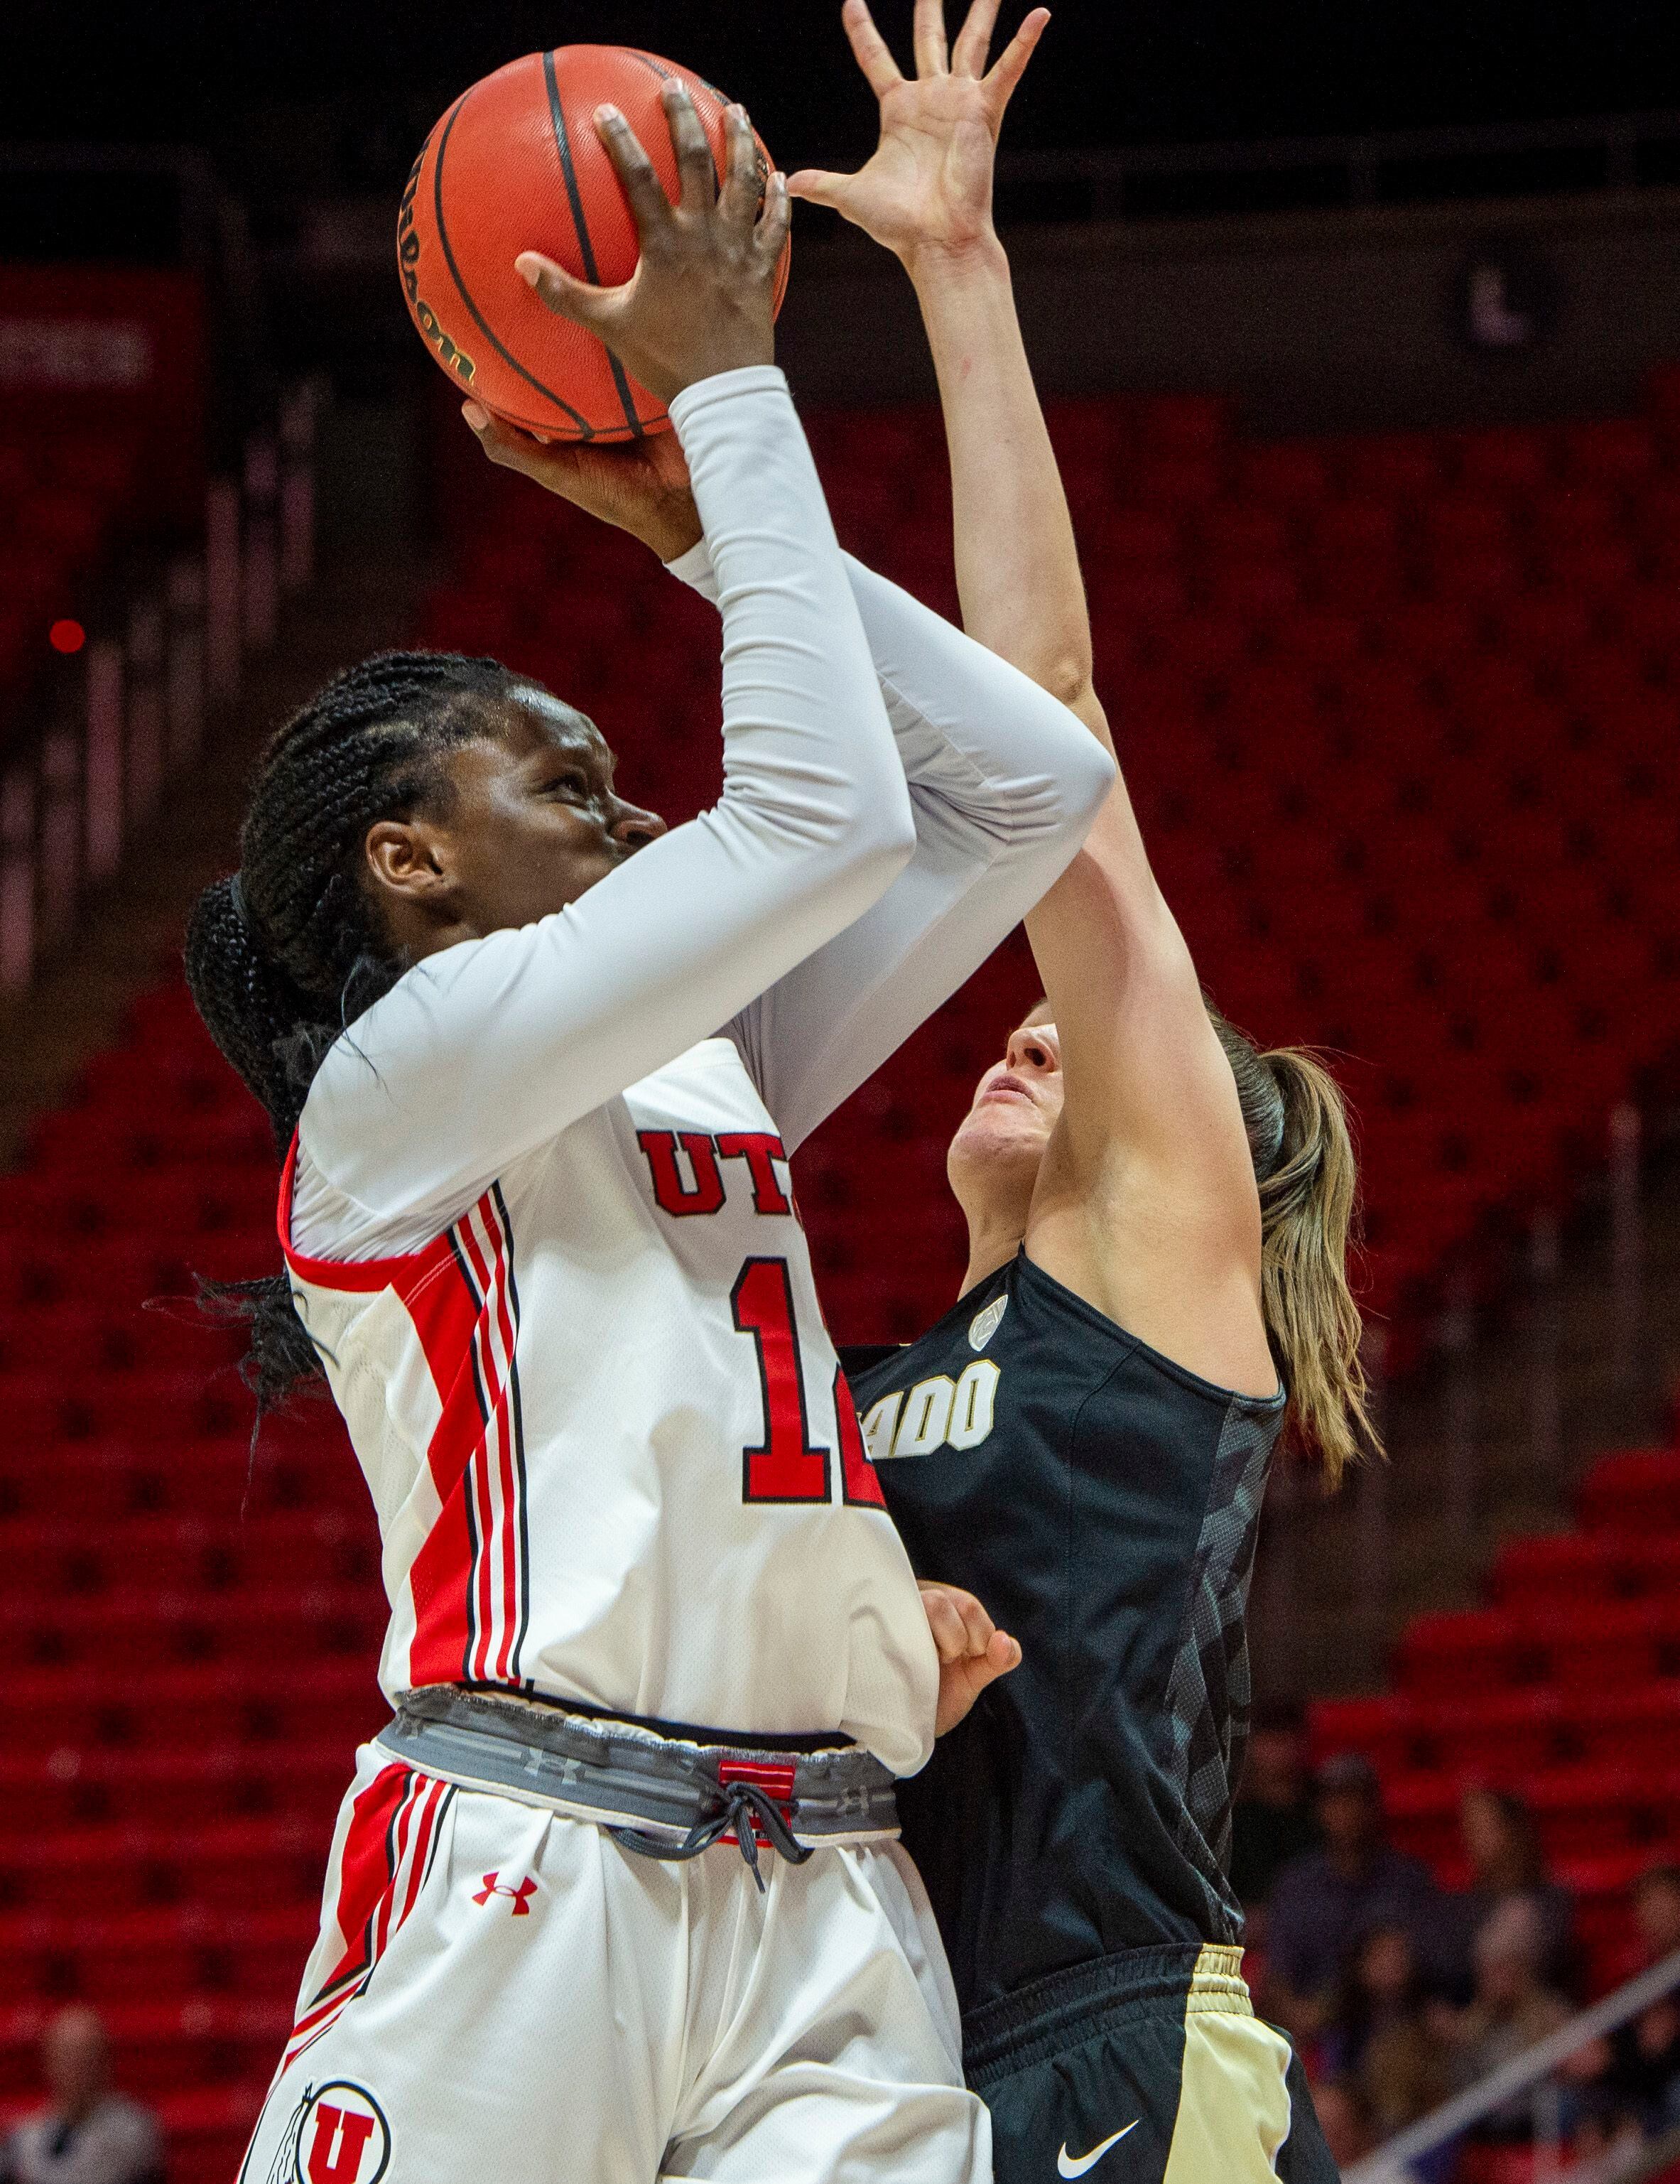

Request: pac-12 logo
left=293, top=2082, right=391, bottom=2184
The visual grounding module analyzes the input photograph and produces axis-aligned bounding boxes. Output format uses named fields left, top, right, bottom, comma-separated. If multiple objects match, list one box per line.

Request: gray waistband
left=378, top=1685, right=901, bottom=1844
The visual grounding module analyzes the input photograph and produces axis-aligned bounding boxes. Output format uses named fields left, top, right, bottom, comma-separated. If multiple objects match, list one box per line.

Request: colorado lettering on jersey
left=636, top=1130, right=795, bottom=1219
left=861, top=1359, right=1000, bottom=1463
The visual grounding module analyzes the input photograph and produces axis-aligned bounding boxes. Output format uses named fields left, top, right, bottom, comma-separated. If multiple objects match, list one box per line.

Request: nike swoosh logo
left=1057, top=2123, right=1139, bottom=2178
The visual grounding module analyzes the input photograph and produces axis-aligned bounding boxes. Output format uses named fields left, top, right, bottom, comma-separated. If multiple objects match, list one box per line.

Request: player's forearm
left=907, top=239, right=1109, bottom=752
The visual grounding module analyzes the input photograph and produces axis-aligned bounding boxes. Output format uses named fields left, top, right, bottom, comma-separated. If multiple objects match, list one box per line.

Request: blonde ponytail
left=1208, top=1011, right=1377, bottom=1484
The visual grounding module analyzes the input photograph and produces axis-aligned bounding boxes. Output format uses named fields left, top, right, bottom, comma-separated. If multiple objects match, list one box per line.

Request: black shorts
left=963, top=1943, right=1340, bottom=2184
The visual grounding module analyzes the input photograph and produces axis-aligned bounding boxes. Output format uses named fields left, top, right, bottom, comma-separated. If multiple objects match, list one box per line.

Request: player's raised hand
left=516, top=86, right=789, bottom=405
left=920, top=1579, right=1021, bottom=1736
left=788, top=0, right=1049, bottom=267
left=460, top=403, right=703, bottom=563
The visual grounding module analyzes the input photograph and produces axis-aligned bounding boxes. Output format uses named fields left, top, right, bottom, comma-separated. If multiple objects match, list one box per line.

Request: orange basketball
left=398, top=47, right=791, bottom=443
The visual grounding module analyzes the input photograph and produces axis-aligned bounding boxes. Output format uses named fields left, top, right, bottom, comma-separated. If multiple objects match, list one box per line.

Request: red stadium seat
left=1306, top=1694, right=1421, bottom=1775
left=1577, top=1449, right=1680, bottom=1533
left=1421, top=1690, right=1564, bottom=1775
left=1393, top=1610, right=1527, bottom=1697
left=1489, top=1532, right=1617, bottom=1606
left=1561, top=1682, right=1680, bottom=1770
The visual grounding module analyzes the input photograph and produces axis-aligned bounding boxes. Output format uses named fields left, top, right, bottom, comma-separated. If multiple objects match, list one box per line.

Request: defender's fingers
left=719, top=104, right=761, bottom=225
left=951, top=0, right=1004, bottom=76
left=514, top=252, right=617, bottom=333
left=593, top=105, right=674, bottom=235
left=785, top=166, right=849, bottom=207
left=955, top=1594, right=997, bottom=1657
left=913, top=0, right=950, bottom=75
left=662, top=82, right=717, bottom=212
left=985, top=5, right=1051, bottom=103
left=922, top=1590, right=971, bottom=1663
left=840, top=0, right=905, bottom=97
left=951, top=1631, right=1022, bottom=1707
left=753, top=171, right=791, bottom=263
left=927, top=1582, right=997, bottom=1657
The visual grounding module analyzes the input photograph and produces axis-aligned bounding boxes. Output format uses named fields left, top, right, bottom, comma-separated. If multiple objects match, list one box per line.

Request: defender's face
left=948, top=1017, right=1064, bottom=1204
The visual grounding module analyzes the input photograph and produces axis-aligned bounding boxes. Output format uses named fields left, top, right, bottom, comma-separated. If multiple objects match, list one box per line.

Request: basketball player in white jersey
left=187, top=81, right=1109, bottom=2184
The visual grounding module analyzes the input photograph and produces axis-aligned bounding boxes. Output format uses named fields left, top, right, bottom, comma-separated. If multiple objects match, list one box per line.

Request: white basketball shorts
left=239, top=1745, right=992, bottom=2184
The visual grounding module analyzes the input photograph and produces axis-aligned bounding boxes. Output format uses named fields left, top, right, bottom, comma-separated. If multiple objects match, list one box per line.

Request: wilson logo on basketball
left=396, top=145, right=477, bottom=386
left=293, top=2082, right=391, bottom=2184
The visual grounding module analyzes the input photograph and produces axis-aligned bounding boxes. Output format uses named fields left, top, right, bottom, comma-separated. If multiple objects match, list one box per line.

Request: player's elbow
left=1039, top=652, right=1097, bottom=714
left=1058, top=728, right=1118, bottom=831
left=836, top=784, right=918, bottom=894
left=767, top=764, right=915, bottom=919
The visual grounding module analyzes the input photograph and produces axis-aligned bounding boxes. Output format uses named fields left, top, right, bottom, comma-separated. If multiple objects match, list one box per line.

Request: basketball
left=398, top=47, right=791, bottom=443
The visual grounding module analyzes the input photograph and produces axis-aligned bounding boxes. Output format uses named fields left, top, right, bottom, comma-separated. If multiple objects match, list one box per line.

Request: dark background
left=4, top=1, right=1677, bottom=193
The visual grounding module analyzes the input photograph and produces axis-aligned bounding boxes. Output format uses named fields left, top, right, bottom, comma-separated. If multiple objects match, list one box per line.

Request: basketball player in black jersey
left=793, top=5, right=1374, bottom=2178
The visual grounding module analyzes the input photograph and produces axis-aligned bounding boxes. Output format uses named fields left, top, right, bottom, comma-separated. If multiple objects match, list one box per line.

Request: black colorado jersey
left=846, top=1248, right=1286, bottom=2014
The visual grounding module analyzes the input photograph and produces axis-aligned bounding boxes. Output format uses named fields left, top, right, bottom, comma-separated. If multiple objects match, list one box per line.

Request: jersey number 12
left=731, top=1257, right=885, bottom=1510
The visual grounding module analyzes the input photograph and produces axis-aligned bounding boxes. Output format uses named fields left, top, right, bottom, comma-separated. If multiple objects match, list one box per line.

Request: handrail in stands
left=1345, top=1945, right=1680, bottom=2183
left=0, top=380, right=322, bottom=993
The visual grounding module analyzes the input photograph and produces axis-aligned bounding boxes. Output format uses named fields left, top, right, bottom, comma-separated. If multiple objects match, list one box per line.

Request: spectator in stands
left=1600, top=1864, right=1680, bottom=2134
left=0, top=2007, right=163, bottom=2184
left=1321, top=1923, right=1453, bottom=2141
left=1230, top=1698, right=1320, bottom=1932
left=1436, top=1787, right=1576, bottom=2000
left=1440, top=1898, right=1573, bottom=2141
left=1263, top=1751, right=1438, bottom=2038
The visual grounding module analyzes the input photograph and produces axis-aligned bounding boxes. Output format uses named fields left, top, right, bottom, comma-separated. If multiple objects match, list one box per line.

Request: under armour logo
left=472, top=1871, right=538, bottom=1914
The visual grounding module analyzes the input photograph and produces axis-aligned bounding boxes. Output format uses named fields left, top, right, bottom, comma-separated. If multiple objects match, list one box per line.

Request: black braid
left=185, top=649, right=520, bottom=1413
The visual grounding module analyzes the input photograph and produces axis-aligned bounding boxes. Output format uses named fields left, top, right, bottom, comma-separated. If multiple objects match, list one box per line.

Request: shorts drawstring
left=611, top=1778, right=813, bottom=1893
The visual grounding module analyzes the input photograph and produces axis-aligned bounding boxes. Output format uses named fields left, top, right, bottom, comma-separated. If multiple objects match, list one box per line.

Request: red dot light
left=49, top=619, right=85, bottom=655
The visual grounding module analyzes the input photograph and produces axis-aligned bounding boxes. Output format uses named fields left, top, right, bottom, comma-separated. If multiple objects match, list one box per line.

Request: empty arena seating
left=11, top=374, right=1680, bottom=2168
left=0, top=985, right=380, bottom=2178
left=1312, top=1436, right=1680, bottom=1994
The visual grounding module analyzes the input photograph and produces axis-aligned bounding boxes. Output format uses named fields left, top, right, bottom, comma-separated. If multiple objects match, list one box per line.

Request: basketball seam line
left=627, top=50, right=722, bottom=193
left=432, top=82, right=595, bottom=440
left=543, top=48, right=644, bottom=440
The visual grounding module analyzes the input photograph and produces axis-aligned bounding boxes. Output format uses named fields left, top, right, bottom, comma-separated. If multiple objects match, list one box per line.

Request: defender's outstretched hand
left=921, top=1580, right=1021, bottom=1736
left=788, top=0, right=1049, bottom=266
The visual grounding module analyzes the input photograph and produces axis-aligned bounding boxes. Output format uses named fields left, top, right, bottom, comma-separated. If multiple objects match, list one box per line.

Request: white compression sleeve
left=669, top=539, right=1115, bottom=1152
left=293, top=367, right=914, bottom=1249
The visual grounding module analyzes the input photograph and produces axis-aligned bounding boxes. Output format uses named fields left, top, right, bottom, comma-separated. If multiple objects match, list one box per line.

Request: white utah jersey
left=281, top=1037, right=934, bottom=1770
left=276, top=367, right=1112, bottom=1780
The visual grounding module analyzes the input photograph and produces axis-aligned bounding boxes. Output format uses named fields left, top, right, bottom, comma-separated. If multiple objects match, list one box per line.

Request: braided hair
left=185, top=649, right=522, bottom=1410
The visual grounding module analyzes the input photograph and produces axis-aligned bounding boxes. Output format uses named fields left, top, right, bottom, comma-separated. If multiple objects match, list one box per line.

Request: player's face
left=377, top=686, right=667, bottom=942
left=946, top=1015, right=1064, bottom=1211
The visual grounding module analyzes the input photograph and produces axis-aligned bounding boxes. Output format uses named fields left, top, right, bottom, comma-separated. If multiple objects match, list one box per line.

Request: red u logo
left=307, top=2105, right=378, bottom=2184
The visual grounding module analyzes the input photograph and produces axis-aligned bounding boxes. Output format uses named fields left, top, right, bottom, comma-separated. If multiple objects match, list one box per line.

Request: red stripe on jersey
left=455, top=1202, right=514, bottom=1683
left=478, top=1201, right=527, bottom=1683
left=313, top=1763, right=414, bottom=2001
left=278, top=1137, right=528, bottom=1692
left=277, top=1137, right=457, bottom=1294
left=286, top=1771, right=448, bottom=2065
